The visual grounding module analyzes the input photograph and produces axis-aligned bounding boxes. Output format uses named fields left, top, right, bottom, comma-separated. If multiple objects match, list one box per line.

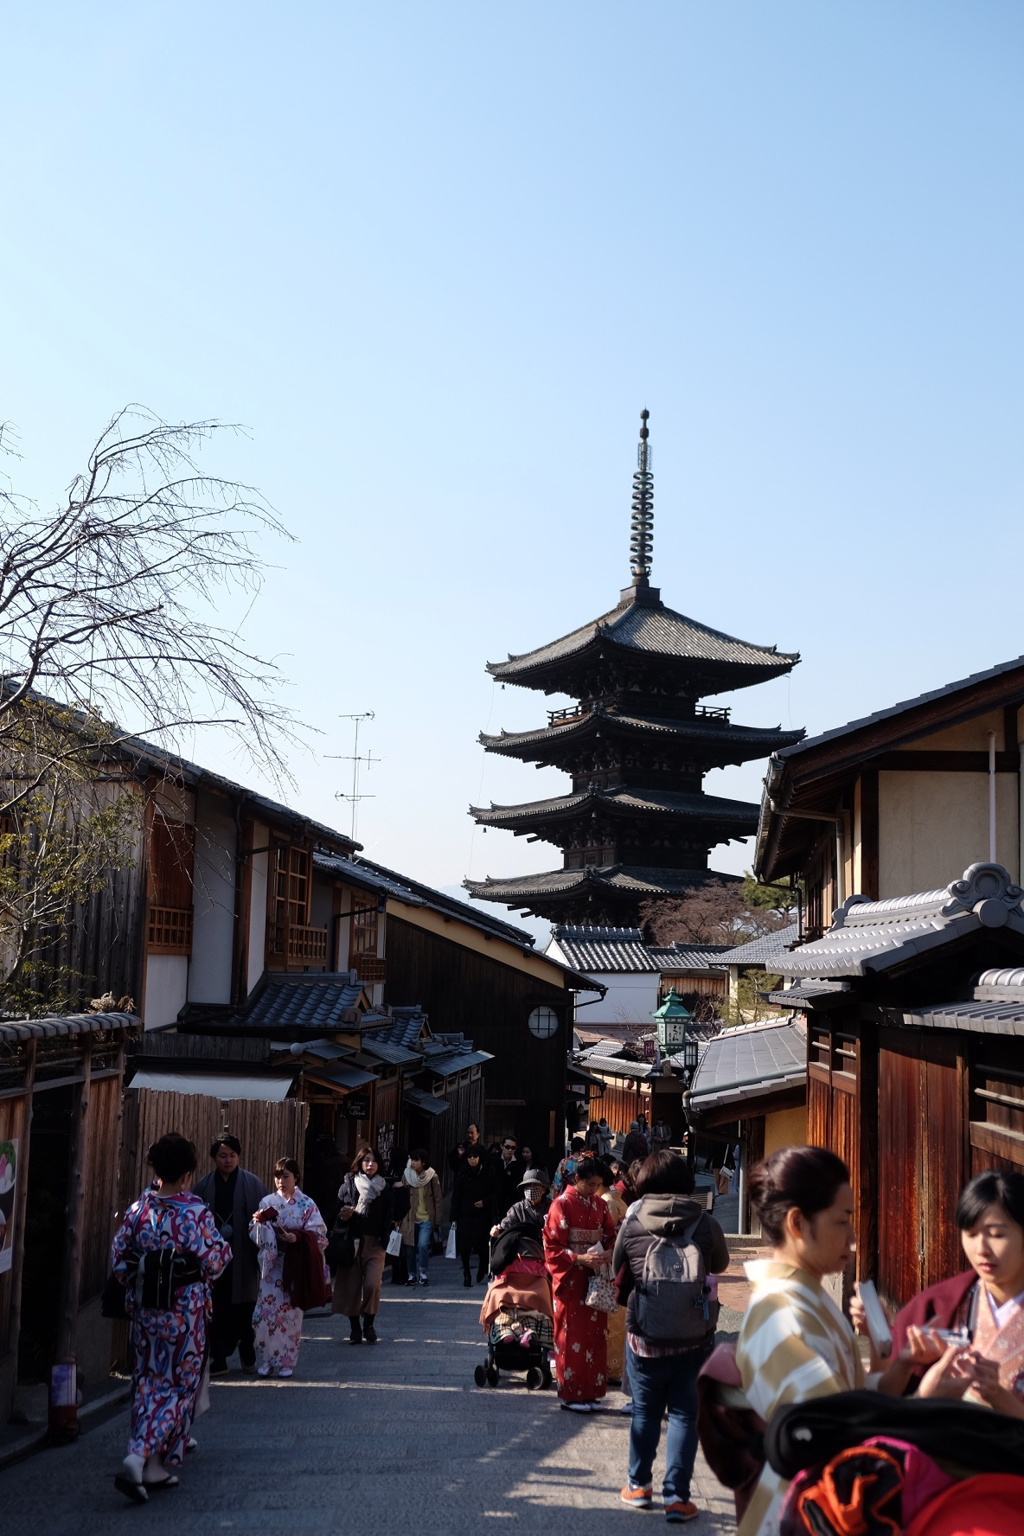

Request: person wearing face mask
left=193, top=1136, right=268, bottom=1375
left=735, top=1146, right=864, bottom=1536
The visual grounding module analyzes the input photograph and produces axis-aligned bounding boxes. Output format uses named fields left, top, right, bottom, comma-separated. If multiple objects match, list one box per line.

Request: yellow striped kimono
left=735, top=1259, right=864, bottom=1536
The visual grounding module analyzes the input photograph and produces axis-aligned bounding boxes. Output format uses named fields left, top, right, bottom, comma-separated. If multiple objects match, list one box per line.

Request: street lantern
left=652, top=989, right=695, bottom=1063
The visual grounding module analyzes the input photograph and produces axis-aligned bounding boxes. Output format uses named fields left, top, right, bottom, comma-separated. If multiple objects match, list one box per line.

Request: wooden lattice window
left=147, top=816, right=195, bottom=954
left=350, top=903, right=379, bottom=964
left=272, top=844, right=310, bottom=929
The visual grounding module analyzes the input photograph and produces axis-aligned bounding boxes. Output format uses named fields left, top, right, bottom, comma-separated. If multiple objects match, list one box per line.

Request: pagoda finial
left=630, top=408, right=654, bottom=582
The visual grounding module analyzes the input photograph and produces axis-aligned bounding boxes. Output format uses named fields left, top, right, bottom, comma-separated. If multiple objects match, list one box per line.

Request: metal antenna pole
left=331, top=712, right=377, bottom=841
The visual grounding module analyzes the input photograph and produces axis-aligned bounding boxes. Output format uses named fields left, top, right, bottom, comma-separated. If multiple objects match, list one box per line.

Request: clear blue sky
left=4, top=3, right=1024, bottom=937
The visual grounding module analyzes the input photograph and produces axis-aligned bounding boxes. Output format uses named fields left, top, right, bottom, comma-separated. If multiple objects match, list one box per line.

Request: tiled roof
left=481, top=710, right=804, bottom=759
left=767, top=981, right=851, bottom=1007
left=488, top=595, right=797, bottom=683
left=368, top=1011, right=430, bottom=1051
left=314, top=853, right=537, bottom=948
left=421, top=1048, right=494, bottom=1076
left=358, top=1037, right=422, bottom=1067
left=404, top=1087, right=451, bottom=1116
left=471, top=785, right=759, bottom=829
left=0, top=1010, right=139, bottom=1045
left=779, top=864, right=1024, bottom=980
left=579, top=1052, right=658, bottom=1080
left=241, top=974, right=366, bottom=1028
left=467, top=865, right=739, bottom=903
left=549, top=925, right=730, bottom=975
left=716, top=924, right=802, bottom=967
left=889, top=1000, right=1024, bottom=1036
left=689, top=1017, right=807, bottom=1109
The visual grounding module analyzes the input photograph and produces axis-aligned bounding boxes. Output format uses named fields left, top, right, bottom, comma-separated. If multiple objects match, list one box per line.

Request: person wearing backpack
left=612, top=1150, right=729, bottom=1523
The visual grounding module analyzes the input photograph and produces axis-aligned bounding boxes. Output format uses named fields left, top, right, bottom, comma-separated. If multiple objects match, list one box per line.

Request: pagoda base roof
left=465, top=863, right=740, bottom=923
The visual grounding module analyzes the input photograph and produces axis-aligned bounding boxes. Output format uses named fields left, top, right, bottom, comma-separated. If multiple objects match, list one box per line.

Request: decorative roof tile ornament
left=467, top=410, right=803, bottom=924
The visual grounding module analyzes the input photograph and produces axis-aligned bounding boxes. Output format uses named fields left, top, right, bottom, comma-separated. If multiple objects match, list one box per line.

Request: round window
left=527, top=1006, right=559, bottom=1040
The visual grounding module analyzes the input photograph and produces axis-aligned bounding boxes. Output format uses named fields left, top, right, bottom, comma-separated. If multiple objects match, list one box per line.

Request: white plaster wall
left=188, top=790, right=237, bottom=1005
left=576, top=971, right=659, bottom=1028
left=143, top=954, right=189, bottom=1029
left=878, top=770, right=1019, bottom=897
left=247, top=827, right=269, bottom=995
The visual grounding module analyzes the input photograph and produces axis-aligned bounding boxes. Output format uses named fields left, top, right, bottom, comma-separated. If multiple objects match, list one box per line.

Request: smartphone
left=856, top=1280, right=893, bottom=1360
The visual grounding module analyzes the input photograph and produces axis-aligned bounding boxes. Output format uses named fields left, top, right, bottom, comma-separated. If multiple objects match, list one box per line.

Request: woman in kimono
left=861, top=1169, right=1024, bottom=1414
left=543, top=1158, right=616, bottom=1412
left=736, top=1145, right=863, bottom=1536
left=111, top=1133, right=230, bottom=1503
left=250, top=1156, right=327, bottom=1377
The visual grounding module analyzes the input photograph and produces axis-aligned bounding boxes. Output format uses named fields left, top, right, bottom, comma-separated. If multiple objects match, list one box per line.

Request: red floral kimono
left=543, top=1185, right=616, bottom=1403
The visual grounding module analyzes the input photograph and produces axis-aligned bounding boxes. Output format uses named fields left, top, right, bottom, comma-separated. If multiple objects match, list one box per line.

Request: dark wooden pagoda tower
left=465, top=411, right=804, bottom=926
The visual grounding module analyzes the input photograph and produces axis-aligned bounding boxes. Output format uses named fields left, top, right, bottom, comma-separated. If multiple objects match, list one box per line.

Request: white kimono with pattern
left=249, top=1189, right=327, bottom=1372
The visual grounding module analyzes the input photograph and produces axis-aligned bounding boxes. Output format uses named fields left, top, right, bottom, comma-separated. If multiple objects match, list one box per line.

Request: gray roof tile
left=689, top=1017, right=807, bottom=1107
left=550, top=925, right=730, bottom=975
left=0, top=1010, right=138, bottom=1045
left=716, top=924, right=802, bottom=967
left=241, top=974, right=365, bottom=1028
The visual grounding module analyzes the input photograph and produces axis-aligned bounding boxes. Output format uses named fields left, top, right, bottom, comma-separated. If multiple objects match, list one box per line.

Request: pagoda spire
left=630, top=407, right=654, bottom=583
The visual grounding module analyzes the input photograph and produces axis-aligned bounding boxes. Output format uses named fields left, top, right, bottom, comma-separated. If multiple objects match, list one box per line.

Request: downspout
left=768, top=801, right=846, bottom=907
left=988, top=730, right=997, bottom=864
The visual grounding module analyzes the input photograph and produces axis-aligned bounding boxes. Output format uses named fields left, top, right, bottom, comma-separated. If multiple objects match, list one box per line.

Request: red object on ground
left=903, top=1473, right=1024, bottom=1536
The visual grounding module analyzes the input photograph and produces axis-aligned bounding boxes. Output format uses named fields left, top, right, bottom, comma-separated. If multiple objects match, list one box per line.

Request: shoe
left=257, top=1365, right=271, bottom=1377
left=618, top=1400, right=634, bottom=1415
left=210, top=1357, right=229, bottom=1376
left=405, top=1277, right=416, bottom=1287
left=239, top=1355, right=256, bottom=1373
left=348, top=1322, right=363, bottom=1345
left=362, top=1319, right=378, bottom=1344
left=186, top=1437, right=198, bottom=1453
left=417, top=1276, right=428, bottom=1286
left=477, top=1273, right=488, bottom=1284
left=463, top=1275, right=473, bottom=1288
left=114, top=1455, right=148, bottom=1504
left=664, top=1502, right=699, bottom=1523
left=143, top=1458, right=180, bottom=1490
left=278, top=1367, right=293, bottom=1377
left=620, top=1485, right=654, bottom=1510
left=561, top=1401, right=593, bottom=1413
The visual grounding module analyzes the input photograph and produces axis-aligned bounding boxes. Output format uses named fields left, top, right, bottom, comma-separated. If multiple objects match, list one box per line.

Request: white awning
left=130, top=1070, right=294, bottom=1102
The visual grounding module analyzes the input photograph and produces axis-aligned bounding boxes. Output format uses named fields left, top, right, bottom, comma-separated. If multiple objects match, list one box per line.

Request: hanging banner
left=0, top=1139, right=18, bottom=1276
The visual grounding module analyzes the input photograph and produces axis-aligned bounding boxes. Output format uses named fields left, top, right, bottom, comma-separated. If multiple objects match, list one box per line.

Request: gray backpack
left=633, top=1214, right=716, bottom=1346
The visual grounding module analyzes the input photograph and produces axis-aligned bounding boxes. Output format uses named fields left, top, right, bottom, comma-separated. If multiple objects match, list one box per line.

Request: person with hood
left=622, top=1120, right=650, bottom=1166
left=399, top=1148, right=442, bottom=1286
left=452, top=1145, right=494, bottom=1286
left=193, top=1135, right=268, bottom=1374
left=613, top=1150, right=729, bottom=1522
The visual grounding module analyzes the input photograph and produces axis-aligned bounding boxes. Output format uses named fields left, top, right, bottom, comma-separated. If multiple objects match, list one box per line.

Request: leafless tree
left=0, top=404, right=294, bottom=805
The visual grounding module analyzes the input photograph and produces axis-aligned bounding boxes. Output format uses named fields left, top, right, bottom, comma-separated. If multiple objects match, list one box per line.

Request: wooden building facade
left=773, top=862, right=1024, bottom=1314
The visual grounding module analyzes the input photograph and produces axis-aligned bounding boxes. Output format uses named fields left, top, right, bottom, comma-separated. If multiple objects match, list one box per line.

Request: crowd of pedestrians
left=105, top=1113, right=1024, bottom=1530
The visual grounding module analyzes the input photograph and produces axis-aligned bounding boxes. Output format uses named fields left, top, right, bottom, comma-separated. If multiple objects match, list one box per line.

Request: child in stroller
left=475, top=1168, right=554, bottom=1390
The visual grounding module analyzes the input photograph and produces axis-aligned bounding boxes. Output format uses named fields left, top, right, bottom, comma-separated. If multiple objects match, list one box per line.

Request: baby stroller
left=473, top=1227, right=554, bottom=1392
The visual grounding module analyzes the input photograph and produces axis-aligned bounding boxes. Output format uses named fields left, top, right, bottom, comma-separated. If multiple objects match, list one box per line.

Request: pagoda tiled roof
left=549, top=924, right=731, bottom=974
left=465, top=864, right=739, bottom=904
left=481, top=710, right=804, bottom=762
left=470, top=784, right=759, bottom=830
left=487, top=592, right=797, bottom=689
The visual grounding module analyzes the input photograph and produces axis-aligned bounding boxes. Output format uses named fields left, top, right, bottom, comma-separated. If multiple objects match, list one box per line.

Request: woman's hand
left=901, top=1324, right=946, bottom=1368
left=339, top=1205, right=356, bottom=1220
left=917, top=1342, right=975, bottom=1399
left=849, top=1292, right=869, bottom=1336
left=575, top=1249, right=608, bottom=1270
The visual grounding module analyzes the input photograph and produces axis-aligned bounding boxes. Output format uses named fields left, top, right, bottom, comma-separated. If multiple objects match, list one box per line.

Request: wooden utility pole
left=50, top=1039, right=92, bottom=1441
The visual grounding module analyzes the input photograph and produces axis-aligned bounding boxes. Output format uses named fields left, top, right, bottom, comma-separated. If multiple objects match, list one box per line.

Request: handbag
left=386, top=1228, right=403, bottom=1258
left=585, top=1267, right=619, bottom=1314
left=445, top=1223, right=457, bottom=1260
left=325, top=1220, right=357, bottom=1270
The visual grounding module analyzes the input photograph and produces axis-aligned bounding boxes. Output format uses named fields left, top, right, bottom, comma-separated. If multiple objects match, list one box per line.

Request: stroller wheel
left=486, top=1365, right=500, bottom=1387
left=526, top=1366, right=543, bottom=1391
left=474, top=1364, right=488, bottom=1388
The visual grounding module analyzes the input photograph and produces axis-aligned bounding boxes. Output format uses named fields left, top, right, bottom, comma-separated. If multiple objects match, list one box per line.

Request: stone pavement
left=0, top=1257, right=737, bottom=1535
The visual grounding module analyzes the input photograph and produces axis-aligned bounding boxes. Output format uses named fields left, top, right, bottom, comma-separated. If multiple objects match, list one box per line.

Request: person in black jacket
left=330, top=1146, right=394, bottom=1344
left=451, top=1147, right=494, bottom=1286
left=612, top=1150, right=729, bottom=1522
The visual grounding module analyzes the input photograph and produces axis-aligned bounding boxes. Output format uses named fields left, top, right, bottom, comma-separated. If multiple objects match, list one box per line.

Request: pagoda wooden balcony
left=695, top=705, right=730, bottom=723
left=147, top=905, right=194, bottom=955
left=547, top=705, right=587, bottom=728
left=267, top=922, right=329, bottom=969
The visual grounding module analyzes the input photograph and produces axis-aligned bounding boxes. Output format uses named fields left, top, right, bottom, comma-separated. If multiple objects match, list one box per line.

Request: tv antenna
left=330, top=712, right=379, bottom=841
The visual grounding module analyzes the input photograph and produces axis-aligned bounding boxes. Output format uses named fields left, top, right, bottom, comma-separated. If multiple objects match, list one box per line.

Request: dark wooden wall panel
left=384, top=917, right=571, bottom=1161
left=877, top=1042, right=921, bottom=1311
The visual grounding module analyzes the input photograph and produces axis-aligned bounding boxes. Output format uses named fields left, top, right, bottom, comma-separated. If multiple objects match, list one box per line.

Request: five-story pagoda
left=465, top=411, right=804, bottom=926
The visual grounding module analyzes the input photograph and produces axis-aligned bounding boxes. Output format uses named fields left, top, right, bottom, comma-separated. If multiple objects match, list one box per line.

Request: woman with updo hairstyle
left=249, top=1155, right=327, bottom=1377
left=734, top=1146, right=863, bottom=1536
left=110, top=1133, right=230, bottom=1502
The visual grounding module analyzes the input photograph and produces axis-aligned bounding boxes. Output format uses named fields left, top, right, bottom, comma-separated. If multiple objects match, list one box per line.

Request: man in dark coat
left=490, top=1134, right=523, bottom=1216
left=193, top=1136, right=268, bottom=1373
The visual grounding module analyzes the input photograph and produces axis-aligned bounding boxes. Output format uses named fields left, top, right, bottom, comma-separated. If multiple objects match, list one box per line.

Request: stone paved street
left=1, top=1258, right=735, bottom=1535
